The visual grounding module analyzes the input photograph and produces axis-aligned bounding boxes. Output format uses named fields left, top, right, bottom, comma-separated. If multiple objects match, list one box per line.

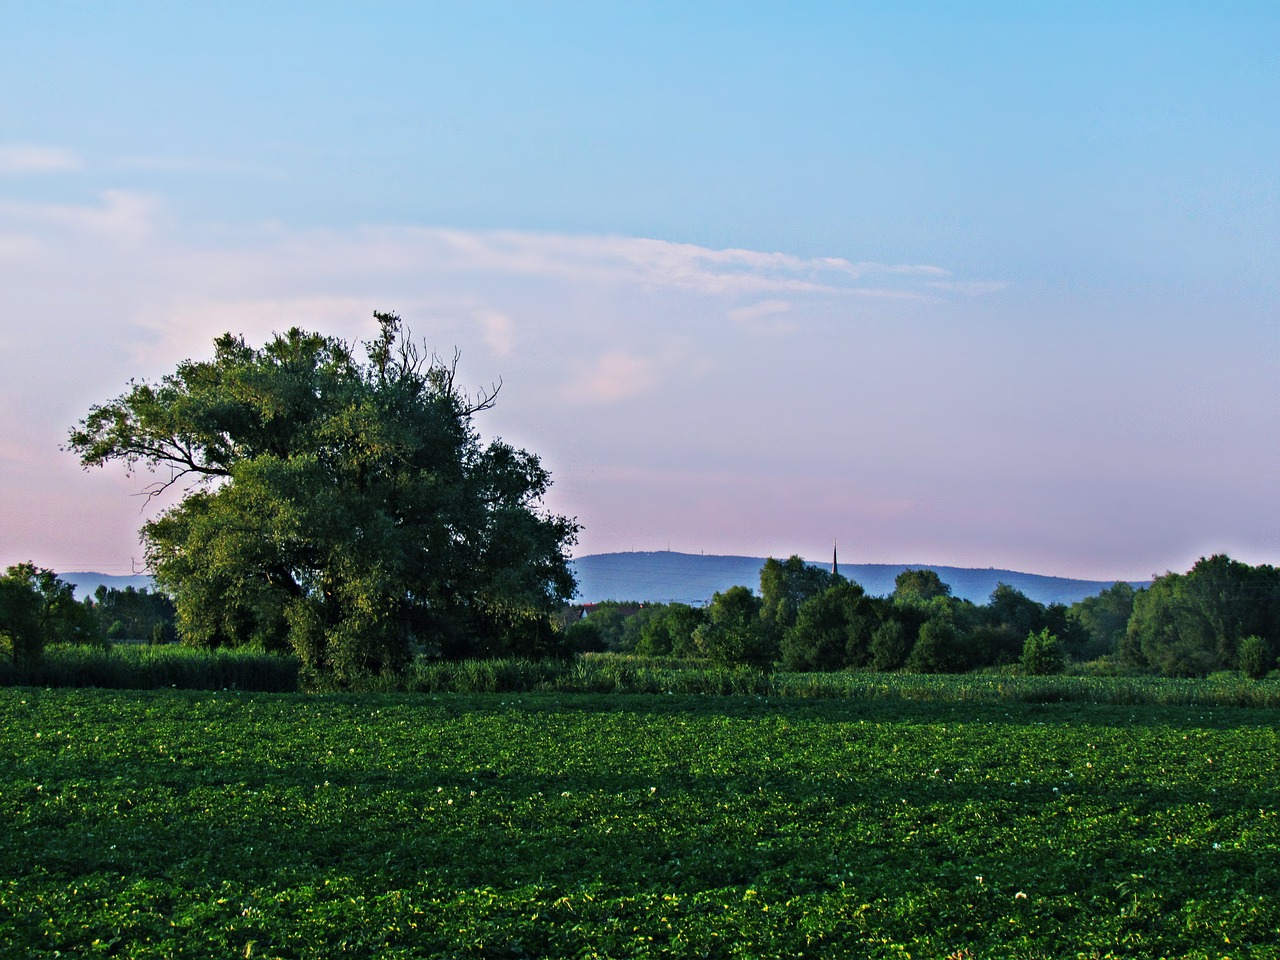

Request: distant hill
left=569, top=551, right=1148, bottom=607
left=59, top=554, right=1146, bottom=609
left=60, top=572, right=155, bottom=600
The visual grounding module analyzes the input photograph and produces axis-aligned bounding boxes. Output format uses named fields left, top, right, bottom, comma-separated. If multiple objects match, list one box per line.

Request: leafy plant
left=1020, top=628, right=1066, bottom=676
left=2, top=687, right=1277, bottom=958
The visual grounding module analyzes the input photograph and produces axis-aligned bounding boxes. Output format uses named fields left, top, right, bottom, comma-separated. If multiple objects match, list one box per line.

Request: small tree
left=869, top=618, right=910, bottom=671
left=780, top=581, right=876, bottom=672
left=1237, top=635, right=1274, bottom=680
left=0, top=576, right=43, bottom=664
left=694, top=586, right=772, bottom=667
left=0, top=564, right=103, bottom=662
left=759, top=556, right=835, bottom=631
left=906, top=612, right=963, bottom=674
left=635, top=603, right=704, bottom=657
left=1020, top=627, right=1066, bottom=676
left=892, top=569, right=952, bottom=603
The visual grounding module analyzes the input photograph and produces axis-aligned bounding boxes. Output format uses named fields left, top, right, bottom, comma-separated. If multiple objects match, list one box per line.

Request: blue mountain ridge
left=570, top=551, right=1149, bottom=607
left=60, top=572, right=155, bottom=600
left=61, top=554, right=1149, bottom=609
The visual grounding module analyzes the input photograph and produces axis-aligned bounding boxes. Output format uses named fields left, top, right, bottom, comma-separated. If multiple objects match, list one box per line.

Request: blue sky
left=2, top=1, right=1277, bottom=580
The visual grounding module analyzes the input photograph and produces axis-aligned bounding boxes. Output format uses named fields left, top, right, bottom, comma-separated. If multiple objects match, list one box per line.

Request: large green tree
left=758, top=555, right=835, bottom=631
left=779, top=580, right=881, bottom=672
left=1121, top=555, right=1280, bottom=676
left=694, top=586, right=773, bottom=667
left=68, top=313, right=579, bottom=676
left=1068, top=581, right=1136, bottom=659
left=0, top=564, right=101, bottom=662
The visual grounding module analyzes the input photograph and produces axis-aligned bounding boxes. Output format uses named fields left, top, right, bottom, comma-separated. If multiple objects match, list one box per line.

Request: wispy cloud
left=0, top=195, right=1006, bottom=416
left=0, top=190, right=159, bottom=241
left=0, top=144, right=83, bottom=175
left=727, top=299, right=796, bottom=334
left=111, top=154, right=269, bottom=176
left=383, top=228, right=970, bottom=298
left=0, top=186, right=1257, bottom=580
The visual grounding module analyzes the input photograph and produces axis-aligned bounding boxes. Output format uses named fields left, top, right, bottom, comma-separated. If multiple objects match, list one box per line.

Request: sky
left=1, top=1, right=1277, bottom=582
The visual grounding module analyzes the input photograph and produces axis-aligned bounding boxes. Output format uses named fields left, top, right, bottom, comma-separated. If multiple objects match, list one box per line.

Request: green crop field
left=1, top=687, right=1277, bottom=959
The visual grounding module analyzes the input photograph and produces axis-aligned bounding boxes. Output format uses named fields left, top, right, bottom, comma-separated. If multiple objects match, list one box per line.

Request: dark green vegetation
left=8, top=645, right=1280, bottom=708
left=93, top=585, right=177, bottom=645
left=66, top=313, right=578, bottom=678
left=3, top=687, right=1277, bottom=958
left=6, top=553, right=1279, bottom=696
left=0, top=564, right=101, bottom=663
left=579, top=555, right=1280, bottom=680
left=40, top=314, right=1279, bottom=689
left=0, top=644, right=299, bottom=693
left=1, top=564, right=183, bottom=660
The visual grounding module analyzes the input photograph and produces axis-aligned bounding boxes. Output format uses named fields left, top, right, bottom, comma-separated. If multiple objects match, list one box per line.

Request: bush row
left=6, top=646, right=1280, bottom=707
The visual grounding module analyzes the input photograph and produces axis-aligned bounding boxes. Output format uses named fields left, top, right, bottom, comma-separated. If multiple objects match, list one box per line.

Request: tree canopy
left=0, top=564, right=101, bottom=662
left=571, top=554, right=1280, bottom=679
left=1121, top=555, right=1280, bottom=676
left=68, top=313, right=579, bottom=676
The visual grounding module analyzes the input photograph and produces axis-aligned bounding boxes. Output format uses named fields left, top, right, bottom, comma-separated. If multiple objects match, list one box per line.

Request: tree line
left=0, top=563, right=176, bottom=661
left=567, top=554, right=1280, bottom=678
left=5, top=554, right=1277, bottom=681
left=4, top=315, right=1276, bottom=683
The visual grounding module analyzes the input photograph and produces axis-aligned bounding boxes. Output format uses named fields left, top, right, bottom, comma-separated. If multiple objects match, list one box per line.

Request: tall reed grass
left=4, top=647, right=1278, bottom=708
left=0, top=644, right=299, bottom=692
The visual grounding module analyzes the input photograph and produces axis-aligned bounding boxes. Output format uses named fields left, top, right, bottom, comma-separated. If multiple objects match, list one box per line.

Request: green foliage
left=586, top=556, right=1280, bottom=682
left=0, top=643, right=299, bottom=691
left=779, top=580, right=878, bottom=671
left=68, top=314, right=578, bottom=679
left=90, top=584, right=177, bottom=643
left=3, top=687, right=1279, bottom=958
left=758, top=555, right=834, bottom=630
left=1069, top=581, right=1136, bottom=658
left=0, top=575, right=42, bottom=664
left=1125, top=556, right=1280, bottom=676
left=905, top=609, right=964, bottom=673
left=560, top=616, right=605, bottom=654
left=0, top=564, right=102, bottom=663
left=1237, top=635, right=1274, bottom=680
left=892, top=568, right=952, bottom=603
left=575, top=601, right=650, bottom=652
left=869, top=618, right=910, bottom=671
left=963, top=585, right=1087, bottom=671
left=445, top=601, right=571, bottom=661
left=9, top=646, right=1280, bottom=706
left=694, top=586, right=774, bottom=667
left=634, top=602, right=705, bottom=657
left=1020, top=627, right=1066, bottom=675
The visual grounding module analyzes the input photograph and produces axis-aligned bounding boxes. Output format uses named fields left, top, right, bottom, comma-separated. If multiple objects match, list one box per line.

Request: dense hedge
left=6, top=646, right=1280, bottom=707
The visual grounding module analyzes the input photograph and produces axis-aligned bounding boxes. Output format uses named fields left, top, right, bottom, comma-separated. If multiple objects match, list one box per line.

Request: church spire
left=831, top=540, right=839, bottom=577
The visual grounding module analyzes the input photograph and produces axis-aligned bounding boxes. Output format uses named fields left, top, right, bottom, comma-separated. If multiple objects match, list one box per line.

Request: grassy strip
left=2, top=688, right=1278, bottom=958
left=5, top=646, right=1280, bottom=708
left=0, top=644, right=299, bottom=692
left=393, top=655, right=1280, bottom=708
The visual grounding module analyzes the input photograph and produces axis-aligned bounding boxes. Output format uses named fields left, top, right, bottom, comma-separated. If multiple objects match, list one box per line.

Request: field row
left=2, top=689, right=1278, bottom=958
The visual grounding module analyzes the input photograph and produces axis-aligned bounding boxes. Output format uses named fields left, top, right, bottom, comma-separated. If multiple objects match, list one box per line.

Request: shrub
left=1021, top=628, right=1066, bottom=676
left=869, top=620, right=909, bottom=672
left=906, top=616, right=962, bottom=673
left=1237, top=635, right=1274, bottom=680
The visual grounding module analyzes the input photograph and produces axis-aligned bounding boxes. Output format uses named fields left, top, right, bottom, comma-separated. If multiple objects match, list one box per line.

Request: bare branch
left=463, top=378, right=502, bottom=416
